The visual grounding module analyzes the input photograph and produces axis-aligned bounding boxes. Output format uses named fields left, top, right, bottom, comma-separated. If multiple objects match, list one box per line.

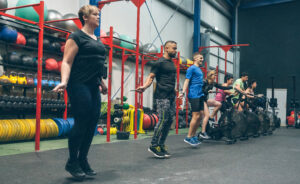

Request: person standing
left=136, top=41, right=178, bottom=158
left=53, top=5, right=107, bottom=179
left=179, top=52, right=204, bottom=146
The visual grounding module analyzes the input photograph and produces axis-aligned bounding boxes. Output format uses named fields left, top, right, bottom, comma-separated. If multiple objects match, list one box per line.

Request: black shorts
left=189, top=97, right=205, bottom=112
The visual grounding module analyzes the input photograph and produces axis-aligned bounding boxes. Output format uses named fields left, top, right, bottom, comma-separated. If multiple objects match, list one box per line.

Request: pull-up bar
left=199, top=44, right=250, bottom=75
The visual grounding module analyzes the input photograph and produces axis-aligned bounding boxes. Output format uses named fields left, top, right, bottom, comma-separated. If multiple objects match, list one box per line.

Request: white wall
left=4, top=0, right=233, bottom=108
left=6, top=0, right=80, bottom=17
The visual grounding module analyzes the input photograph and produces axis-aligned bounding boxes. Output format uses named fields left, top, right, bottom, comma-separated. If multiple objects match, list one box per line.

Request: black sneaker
left=148, top=145, right=165, bottom=158
left=79, top=159, right=97, bottom=176
left=65, top=159, right=86, bottom=180
left=160, top=145, right=171, bottom=158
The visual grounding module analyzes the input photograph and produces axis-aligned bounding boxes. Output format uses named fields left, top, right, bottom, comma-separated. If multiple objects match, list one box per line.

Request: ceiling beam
left=240, top=0, right=295, bottom=9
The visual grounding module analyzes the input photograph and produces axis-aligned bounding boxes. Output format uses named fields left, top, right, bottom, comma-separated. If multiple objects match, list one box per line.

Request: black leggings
left=67, top=82, right=101, bottom=162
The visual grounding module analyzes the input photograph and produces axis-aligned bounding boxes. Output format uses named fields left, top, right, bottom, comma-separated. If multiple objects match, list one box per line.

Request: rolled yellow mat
left=0, top=121, right=9, bottom=142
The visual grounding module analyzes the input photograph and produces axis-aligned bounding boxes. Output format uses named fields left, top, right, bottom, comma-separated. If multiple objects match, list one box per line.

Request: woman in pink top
left=213, top=75, right=234, bottom=117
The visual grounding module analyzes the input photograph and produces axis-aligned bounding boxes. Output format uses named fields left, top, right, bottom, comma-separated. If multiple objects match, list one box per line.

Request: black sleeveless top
left=68, top=30, right=106, bottom=85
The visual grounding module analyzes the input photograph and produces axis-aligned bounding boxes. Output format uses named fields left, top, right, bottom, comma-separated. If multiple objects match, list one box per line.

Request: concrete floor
left=0, top=128, right=299, bottom=184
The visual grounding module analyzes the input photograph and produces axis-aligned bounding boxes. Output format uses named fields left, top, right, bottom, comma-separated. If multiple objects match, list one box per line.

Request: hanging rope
left=150, top=0, right=185, bottom=47
left=145, top=0, right=164, bottom=45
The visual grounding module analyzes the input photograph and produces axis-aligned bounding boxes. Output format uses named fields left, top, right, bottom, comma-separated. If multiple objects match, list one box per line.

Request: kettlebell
left=26, top=74, right=34, bottom=85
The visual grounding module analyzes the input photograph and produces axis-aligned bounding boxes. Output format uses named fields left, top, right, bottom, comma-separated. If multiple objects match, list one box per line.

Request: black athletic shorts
left=189, top=96, right=205, bottom=112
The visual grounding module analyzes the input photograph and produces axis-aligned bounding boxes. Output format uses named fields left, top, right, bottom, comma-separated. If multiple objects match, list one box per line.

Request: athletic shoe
left=184, top=137, right=200, bottom=147
left=160, top=145, right=171, bottom=158
left=192, top=136, right=202, bottom=145
left=199, top=132, right=211, bottom=140
left=79, top=159, right=97, bottom=176
left=148, top=145, right=165, bottom=158
left=65, top=159, right=86, bottom=180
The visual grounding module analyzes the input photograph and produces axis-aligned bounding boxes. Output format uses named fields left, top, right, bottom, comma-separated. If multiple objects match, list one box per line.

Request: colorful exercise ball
left=119, top=34, right=134, bottom=50
left=0, top=25, right=18, bottom=42
left=0, top=0, right=7, bottom=13
left=15, top=0, right=48, bottom=22
left=100, top=30, right=108, bottom=44
left=46, top=9, right=63, bottom=31
left=142, top=43, right=158, bottom=53
left=133, top=39, right=143, bottom=52
left=61, top=13, right=79, bottom=32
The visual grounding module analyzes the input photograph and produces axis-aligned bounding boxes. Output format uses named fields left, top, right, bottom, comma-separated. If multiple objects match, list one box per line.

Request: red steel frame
left=0, top=0, right=184, bottom=149
left=0, top=1, right=84, bottom=151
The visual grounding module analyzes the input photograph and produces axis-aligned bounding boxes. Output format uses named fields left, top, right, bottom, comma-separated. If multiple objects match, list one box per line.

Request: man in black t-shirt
left=136, top=41, right=177, bottom=158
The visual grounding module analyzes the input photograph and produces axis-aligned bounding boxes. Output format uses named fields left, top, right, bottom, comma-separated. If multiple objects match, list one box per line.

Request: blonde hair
left=78, top=5, right=99, bottom=26
left=206, top=70, right=216, bottom=84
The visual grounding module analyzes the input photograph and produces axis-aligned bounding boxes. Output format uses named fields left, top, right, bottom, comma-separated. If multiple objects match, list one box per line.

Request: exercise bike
left=198, top=93, right=237, bottom=145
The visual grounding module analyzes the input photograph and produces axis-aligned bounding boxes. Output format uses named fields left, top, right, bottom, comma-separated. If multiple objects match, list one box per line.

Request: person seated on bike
left=199, top=70, right=232, bottom=139
left=231, top=72, right=249, bottom=111
left=214, top=74, right=234, bottom=112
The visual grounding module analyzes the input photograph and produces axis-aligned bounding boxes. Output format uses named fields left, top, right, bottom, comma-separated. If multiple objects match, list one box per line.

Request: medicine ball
left=5, top=52, right=22, bottom=65
left=21, top=55, right=34, bottom=66
left=27, top=37, right=38, bottom=47
left=33, top=57, right=46, bottom=68
left=43, top=38, right=51, bottom=49
left=57, top=61, right=62, bottom=72
left=50, top=41, right=61, bottom=52
left=45, top=58, right=58, bottom=71
left=15, top=32, right=26, bottom=45
left=0, top=25, right=18, bottom=42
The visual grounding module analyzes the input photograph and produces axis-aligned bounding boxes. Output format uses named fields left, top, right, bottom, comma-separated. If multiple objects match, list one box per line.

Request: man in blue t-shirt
left=178, top=52, right=204, bottom=146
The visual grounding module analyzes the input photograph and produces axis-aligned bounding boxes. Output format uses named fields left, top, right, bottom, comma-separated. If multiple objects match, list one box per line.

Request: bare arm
left=53, top=39, right=78, bottom=92
left=178, top=79, right=190, bottom=98
left=136, top=73, right=155, bottom=93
